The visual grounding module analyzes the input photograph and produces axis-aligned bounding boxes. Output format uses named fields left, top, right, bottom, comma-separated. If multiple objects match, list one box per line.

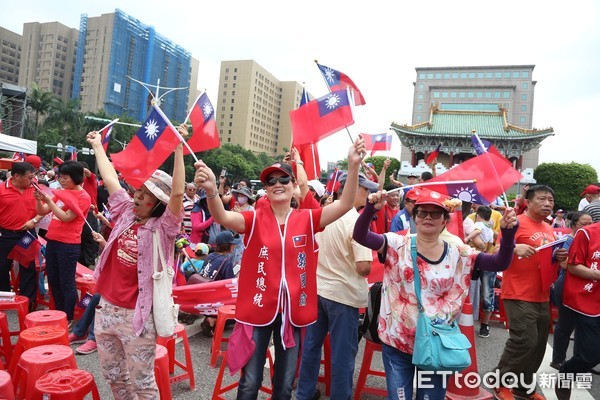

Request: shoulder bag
left=192, top=255, right=228, bottom=284
left=152, top=229, right=180, bottom=337
left=410, top=236, right=472, bottom=372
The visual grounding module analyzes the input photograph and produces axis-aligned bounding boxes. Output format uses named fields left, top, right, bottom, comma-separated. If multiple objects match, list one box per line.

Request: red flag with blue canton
left=290, top=89, right=354, bottom=145
left=325, top=168, right=344, bottom=195
left=539, top=238, right=568, bottom=291
left=425, top=144, right=441, bottom=165
left=291, top=88, right=320, bottom=180
left=110, top=106, right=180, bottom=189
left=8, top=231, right=41, bottom=267
left=185, top=92, right=220, bottom=154
left=316, top=62, right=366, bottom=106
left=292, top=235, right=307, bottom=247
left=425, top=151, right=522, bottom=205
left=470, top=135, right=505, bottom=160
left=100, top=119, right=118, bottom=151
left=363, top=133, right=392, bottom=156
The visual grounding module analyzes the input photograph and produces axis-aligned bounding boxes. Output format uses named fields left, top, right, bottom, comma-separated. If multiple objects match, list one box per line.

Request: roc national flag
left=425, top=144, right=441, bottom=165
left=291, top=88, right=320, bottom=180
left=363, top=133, right=392, bottom=156
left=316, top=62, right=366, bottom=106
left=184, top=92, right=220, bottom=154
left=290, top=89, right=354, bottom=145
left=8, top=231, right=41, bottom=267
left=470, top=135, right=505, bottom=159
left=100, top=118, right=119, bottom=151
left=110, top=106, right=180, bottom=189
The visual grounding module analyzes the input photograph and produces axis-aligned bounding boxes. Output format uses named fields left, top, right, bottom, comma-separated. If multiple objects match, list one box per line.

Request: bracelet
left=31, top=218, right=39, bottom=224
left=296, top=160, right=304, bottom=166
left=206, top=191, right=219, bottom=199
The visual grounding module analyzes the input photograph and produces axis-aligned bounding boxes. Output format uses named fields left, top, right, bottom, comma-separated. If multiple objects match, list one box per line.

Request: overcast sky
left=2, top=1, right=599, bottom=175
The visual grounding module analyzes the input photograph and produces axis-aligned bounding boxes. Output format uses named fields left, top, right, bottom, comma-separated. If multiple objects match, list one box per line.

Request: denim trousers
left=480, top=271, right=496, bottom=312
left=73, top=293, right=100, bottom=341
left=45, top=240, right=80, bottom=320
left=237, top=314, right=300, bottom=400
left=296, top=296, right=359, bottom=400
left=381, top=343, right=447, bottom=400
left=552, top=273, right=576, bottom=364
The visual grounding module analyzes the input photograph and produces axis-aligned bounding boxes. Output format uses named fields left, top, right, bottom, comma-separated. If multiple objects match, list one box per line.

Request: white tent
left=0, top=133, right=37, bottom=154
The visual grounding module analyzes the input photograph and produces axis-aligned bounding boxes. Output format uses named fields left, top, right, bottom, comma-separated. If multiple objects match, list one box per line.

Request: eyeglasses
left=266, top=176, right=292, bottom=186
left=404, top=199, right=416, bottom=204
left=415, top=210, right=444, bottom=219
left=21, top=174, right=36, bottom=180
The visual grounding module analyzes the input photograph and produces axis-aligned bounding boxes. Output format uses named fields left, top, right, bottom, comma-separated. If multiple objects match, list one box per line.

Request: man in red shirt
left=555, top=221, right=600, bottom=400
left=0, top=162, right=44, bottom=310
left=493, top=184, right=568, bottom=400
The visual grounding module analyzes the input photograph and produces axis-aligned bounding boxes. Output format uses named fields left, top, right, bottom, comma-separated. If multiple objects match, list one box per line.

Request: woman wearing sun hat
left=85, top=126, right=185, bottom=398
left=194, top=137, right=365, bottom=400
left=353, top=188, right=519, bottom=400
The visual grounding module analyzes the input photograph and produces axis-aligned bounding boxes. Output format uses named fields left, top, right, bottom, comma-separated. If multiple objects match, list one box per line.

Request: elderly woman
left=85, top=127, right=185, bottom=399
left=194, top=137, right=365, bottom=400
left=353, top=188, right=518, bottom=400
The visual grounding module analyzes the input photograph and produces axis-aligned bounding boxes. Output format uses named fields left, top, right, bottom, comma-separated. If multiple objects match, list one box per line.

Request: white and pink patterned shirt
left=378, top=233, right=478, bottom=354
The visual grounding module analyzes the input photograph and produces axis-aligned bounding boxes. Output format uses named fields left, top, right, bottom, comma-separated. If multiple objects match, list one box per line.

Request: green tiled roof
left=391, top=110, right=553, bottom=140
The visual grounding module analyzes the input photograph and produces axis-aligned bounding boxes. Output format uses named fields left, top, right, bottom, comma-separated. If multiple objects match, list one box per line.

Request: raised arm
left=319, top=136, right=365, bottom=228
left=377, top=158, right=391, bottom=190
left=475, top=208, right=518, bottom=271
left=167, top=124, right=186, bottom=217
left=291, top=147, right=309, bottom=202
left=87, top=131, right=121, bottom=195
left=353, top=192, right=386, bottom=253
left=194, top=160, right=245, bottom=233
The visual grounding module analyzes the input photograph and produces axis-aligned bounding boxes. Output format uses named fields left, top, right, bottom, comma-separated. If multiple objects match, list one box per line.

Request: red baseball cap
left=405, top=188, right=421, bottom=201
left=24, top=155, right=41, bottom=169
left=580, top=184, right=600, bottom=197
left=259, top=162, right=295, bottom=184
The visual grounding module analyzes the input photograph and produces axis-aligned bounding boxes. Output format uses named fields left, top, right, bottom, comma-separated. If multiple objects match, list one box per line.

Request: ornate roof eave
left=389, top=121, right=554, bottom=140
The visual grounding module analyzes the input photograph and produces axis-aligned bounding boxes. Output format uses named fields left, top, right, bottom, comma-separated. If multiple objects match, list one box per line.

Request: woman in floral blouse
left=353, top=188, right=518, bottom=400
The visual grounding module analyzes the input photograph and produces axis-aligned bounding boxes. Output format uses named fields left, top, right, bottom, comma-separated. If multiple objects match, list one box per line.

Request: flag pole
left=310, top=143, right=318, bottom=179
left=314, top=60, right=354, bottom=145
left=386, top=179, right=478, bottom=194
left=98, top=118, right=119, bottom=132
left=153, top=105, right=199, bottom=163
left=472, top=130, right=509, bottom=209
left=182, top=90, right=206, bottom=126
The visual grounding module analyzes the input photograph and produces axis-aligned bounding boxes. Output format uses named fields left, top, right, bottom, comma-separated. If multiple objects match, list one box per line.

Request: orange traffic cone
left=446, top=299, right=493, bottom=400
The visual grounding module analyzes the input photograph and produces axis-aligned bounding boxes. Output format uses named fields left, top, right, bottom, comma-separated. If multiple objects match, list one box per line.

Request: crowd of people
left=1, top=139, right=599, bottom=400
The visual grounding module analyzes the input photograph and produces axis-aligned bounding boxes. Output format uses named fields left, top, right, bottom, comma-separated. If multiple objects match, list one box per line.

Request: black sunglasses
left=266, top=176, right=292, bottom=186
left=415, top=210, right=444, bottom=219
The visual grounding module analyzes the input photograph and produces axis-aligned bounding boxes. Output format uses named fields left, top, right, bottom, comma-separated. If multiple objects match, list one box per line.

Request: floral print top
left=378, top=233, right=477, bottom=355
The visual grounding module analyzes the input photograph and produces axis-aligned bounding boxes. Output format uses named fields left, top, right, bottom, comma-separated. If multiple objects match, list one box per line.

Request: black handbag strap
left=206, top=255, right=228, bottom=282
left=410, top=235, right=424, bottom=312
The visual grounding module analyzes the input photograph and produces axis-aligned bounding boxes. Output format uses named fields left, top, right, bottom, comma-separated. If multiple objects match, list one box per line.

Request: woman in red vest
left=194, top=137, right=365, bottom=400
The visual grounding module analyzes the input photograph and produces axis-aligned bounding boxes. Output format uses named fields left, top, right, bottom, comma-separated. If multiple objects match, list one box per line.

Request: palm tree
left=45, top=97, right=83, bottom=159
left=27, top=82, right=54, bottom=139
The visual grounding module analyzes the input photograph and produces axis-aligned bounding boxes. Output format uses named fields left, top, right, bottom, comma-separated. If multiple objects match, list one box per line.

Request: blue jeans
left=45, top=240, right=80, bottom=320
left=381, top=343, right=447, bottom=400
left=73, top=293, right=100, bottom=341
left=480, top=271, right=497, bottom=312
left=296, top=296, right=359, bottom=400
left=237, top=314, right=300, bottom=400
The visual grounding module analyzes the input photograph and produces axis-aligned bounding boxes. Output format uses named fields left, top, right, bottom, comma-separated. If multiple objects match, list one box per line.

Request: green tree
left=533, top=162, right=598, bottom=211
left=44, top=98, right=84, bottom=160
left=364, top=156, right=401, bottom=187
left=27, top=83, right=54, bottom=139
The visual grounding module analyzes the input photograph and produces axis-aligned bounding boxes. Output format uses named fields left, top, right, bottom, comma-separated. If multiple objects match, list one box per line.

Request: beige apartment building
left=216, top=60, right=305, bottom=157
left=18, top=22, right=79, bottom=102
left=0, top=27, right=22, bottom=85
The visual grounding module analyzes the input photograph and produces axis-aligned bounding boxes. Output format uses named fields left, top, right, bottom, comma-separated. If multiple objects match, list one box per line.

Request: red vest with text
left=236, top=207, right=320, bottom=327
left=563, top=223, right=600, bottom=317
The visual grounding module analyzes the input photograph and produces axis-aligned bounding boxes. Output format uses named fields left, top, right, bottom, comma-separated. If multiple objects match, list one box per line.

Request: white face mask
left=237, top=195, right=248, bottom=205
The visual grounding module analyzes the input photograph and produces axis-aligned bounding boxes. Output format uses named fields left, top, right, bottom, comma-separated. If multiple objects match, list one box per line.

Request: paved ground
left=3, top=310, right=599, bottom=399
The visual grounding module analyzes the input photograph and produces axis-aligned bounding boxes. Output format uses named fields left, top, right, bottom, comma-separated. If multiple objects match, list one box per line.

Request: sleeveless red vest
left=235, top=207, right=320, bottom=326
left=563, top=225, right=600, bottom=317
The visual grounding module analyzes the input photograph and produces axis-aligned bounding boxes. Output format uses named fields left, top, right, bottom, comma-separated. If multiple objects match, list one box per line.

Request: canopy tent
left=0, top=133, right=37, bottom=154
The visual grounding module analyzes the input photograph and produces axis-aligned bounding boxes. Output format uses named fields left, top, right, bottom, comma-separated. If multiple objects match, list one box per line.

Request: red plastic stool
left=74, top=275, right=96, bottom=320
left=210, top=304, right=236, bottom=367
left=12, top=344, right=76, bottom=400
left=0, top=370, right=14, bottom=400
left=0, top=296, right=29, bottom=338
left=212, top=348, right=274, bottom=400
left=7, top=325, right=69, bottom=377
left=156, top=323, right=195, bottom=390
left=24, top=310, right=68, bottom=331
left=154, top=344, right=173, bottom=400
left=31, top=368, right=100, bottom=400
left=353, top=340, right=387, bottom=400
left=0, top=311, right=13, bottom=369
left=317, top=333, right=331, bottom=396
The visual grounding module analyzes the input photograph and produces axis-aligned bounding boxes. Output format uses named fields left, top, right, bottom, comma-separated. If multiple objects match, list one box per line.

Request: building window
left=435, top=73, right=441, bottom=79
left=476, top=92, right=483, bottom=98
left=418, top=83, right=424, bottom=90
left=450, top=92, right=457, bottom=98
left=521, top=94, right=527, bottom=100
left=425, top=73, right=432, bottom=79
left=416, top=115, right=422, bottom=121
left=468, top=92, right=474, bottom=98
left=433, top=92, right=440, bottom=98
left=486, top=72, right=493, bottom=78
left=417, top=104, right=423, bottom=110
left=495, top=72, right=502, bottom=78
left=520, top=116, right=526, bottom=124
left=443, top=72, right=450, bottom=79
left=452, top=72, right=458, bottom=79
left=504, top=72, right=511, bottom=78
left=460, top=72, right=467, bottom=79
left=503, top=91, right=510, bottom=99
left=477, top=72, right=484, bottom=78
left=522, top=71, right=529, bottom=78
left=469, top=72, right=475, bottom=79
left=441, top=92, right=448, bottom=98
left=418, top=73, right=426, bottom=79
left=513, top=71, right=520, bottom=78
left=459, top=92, right=466, bottom=98
left=485, top=91, right=492, bottom=98
left=494, top=91, right=501, bottom=99
left=418, top=94, right=423, bottom=100
left=522, top=83, right=528, bottom=89
left=521, top=105, right=527, bottom=111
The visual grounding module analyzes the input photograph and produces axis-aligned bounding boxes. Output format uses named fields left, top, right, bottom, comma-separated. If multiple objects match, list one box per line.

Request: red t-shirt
left=500, top=214, right=556, bottom=302
left=299, top=194, right=321, bottom=210
left=82, top=172, right=98, bottom=209
left=96, top=223, right=140, bottom=309
left=0, top=179, right=37, bottom=230
left=373, top=204, right=399, bottom=234
left=46, top=189, right=92, bottom=244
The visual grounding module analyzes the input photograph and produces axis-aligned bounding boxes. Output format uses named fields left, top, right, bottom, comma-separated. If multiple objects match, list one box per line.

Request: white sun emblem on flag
left=325, top=93, right=341, bottom=110
left=453, top=187, right=478, bottom=203
left=324, top=67, right=336, bottom=83
left=145, top=119, right=160, bottom=140
left=202, top=102, right=213, bottom=118
left=22, top=236, right=32, bottom=245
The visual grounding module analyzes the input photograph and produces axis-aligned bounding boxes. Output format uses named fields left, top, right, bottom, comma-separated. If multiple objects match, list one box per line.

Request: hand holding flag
left=99, top=118, right=119, bottom=151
